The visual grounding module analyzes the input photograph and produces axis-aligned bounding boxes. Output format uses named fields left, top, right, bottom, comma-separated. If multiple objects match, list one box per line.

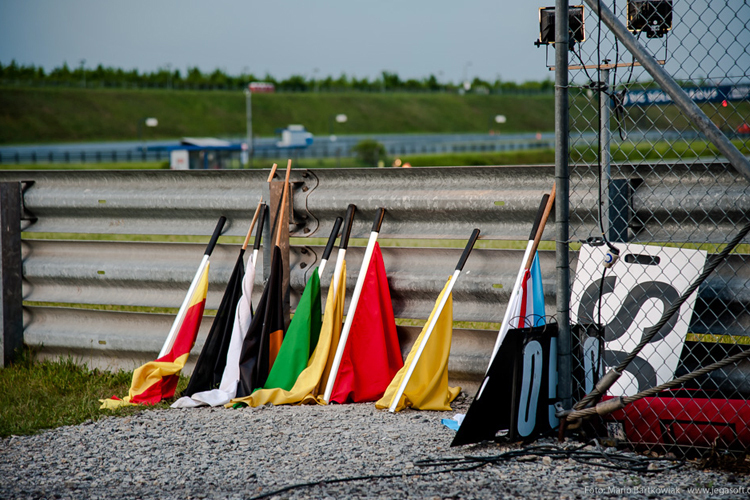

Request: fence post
left=599, top=66, right=611, bottom=237
left=0, top=182, right=23, bottom=366
left=555, top=0, right=572, bottom=410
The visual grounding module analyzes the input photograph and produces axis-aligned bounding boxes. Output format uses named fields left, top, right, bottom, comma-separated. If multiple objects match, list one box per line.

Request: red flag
left=329, top=243, right=402, bottom=403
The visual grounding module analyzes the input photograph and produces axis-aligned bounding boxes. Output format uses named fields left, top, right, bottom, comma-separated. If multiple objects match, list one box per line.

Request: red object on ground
left=604, top=393, right=750, bottom=450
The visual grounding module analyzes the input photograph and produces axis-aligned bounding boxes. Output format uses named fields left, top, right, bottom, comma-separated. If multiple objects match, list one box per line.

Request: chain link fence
left=564, top=0, right=750, bottom=454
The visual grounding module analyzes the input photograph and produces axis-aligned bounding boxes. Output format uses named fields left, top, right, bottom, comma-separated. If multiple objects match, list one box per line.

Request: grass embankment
left=0, top=87, right=554, bottom=144
left=0, top=349, right=188, bottom=437
left=2, top=86, right=747, bottom=145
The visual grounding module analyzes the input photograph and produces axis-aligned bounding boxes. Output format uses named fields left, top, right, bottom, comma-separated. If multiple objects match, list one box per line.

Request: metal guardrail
left=1, top=166, right=749, bottom=389
left=1, top=163, right=744, bottom=243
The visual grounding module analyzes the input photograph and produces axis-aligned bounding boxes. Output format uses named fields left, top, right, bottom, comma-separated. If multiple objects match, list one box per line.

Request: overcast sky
left=0, top=0, right=558, bottom=83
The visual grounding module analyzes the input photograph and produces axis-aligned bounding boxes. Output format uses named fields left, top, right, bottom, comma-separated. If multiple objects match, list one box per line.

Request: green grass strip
left=0, top=348, right=188, bottom=437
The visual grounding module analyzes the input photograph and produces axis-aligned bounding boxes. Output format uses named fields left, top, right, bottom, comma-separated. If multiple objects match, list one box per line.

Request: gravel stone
left=0, top=394, right=747, bottom=499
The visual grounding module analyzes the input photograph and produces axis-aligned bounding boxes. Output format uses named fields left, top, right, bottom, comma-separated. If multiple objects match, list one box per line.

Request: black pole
left=371, top=208, right=386, bottom=233
left=253, top=204, right=267, bottom=252
left=456, top=228, right=481, bottom=271
left=205, top=216, right=227, bottom=256
left=0, top=182, right=23, bottom=366
left=339, top=204, right=357, bottom=250
left=322, top=217, right=343, bottom=262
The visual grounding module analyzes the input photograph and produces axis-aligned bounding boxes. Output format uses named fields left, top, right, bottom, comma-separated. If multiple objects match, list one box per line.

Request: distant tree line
left=0, top=60, right=554, bottom=94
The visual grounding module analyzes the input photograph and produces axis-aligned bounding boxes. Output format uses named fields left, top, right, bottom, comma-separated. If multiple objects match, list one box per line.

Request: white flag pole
left=388, top=229, right=480, bottom=412
left=487, top=184, right=556, bottom=368
left=158, top=216, right=226, bottom=359
left=323, top=207, right=386, bottom=403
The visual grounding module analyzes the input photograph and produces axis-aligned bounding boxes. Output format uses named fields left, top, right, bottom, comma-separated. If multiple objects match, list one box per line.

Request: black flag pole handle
left=529, top=194, right=550, bottom=241
left=456, top=228, right=481, bottom=271
left=253, top=204, right=267, bottom=252
left=318, top=216, right=344, bottom=278
left=371, top=207, right=386, bottom=233
left=205, top=216, right=227, bottom=256
left=340, top=204, right=357, bottom=250
left=323, top=217, right=344, bottom=262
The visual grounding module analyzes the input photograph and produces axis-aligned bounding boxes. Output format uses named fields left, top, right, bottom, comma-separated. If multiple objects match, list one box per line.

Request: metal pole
left=583, top=0, right=750, bottom=182
left=245, top=88, right=253, bottom=168
left=555, top=0, right=572, bottom=410
left=599, top=65, right=611, bottom=237
left=0, top=182, right=23, bottom=366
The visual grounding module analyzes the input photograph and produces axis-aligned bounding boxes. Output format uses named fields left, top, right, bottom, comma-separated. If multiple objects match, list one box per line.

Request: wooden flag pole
left=488, top=183, right=556, bottom=368
left=323, top=207, right=386, bottom=403
left=275, top=159, right=292, bottom=248
left=388, top=229, right=481, bottom=412
left=267, top=163, right=278, bottom=182
left=242, top=197, right=264, bottom=250
left=523, top=183, right=556, bottom=270
left=318, top=216, right=343, bottom=278
left=159, top=216, right=226, bottom=359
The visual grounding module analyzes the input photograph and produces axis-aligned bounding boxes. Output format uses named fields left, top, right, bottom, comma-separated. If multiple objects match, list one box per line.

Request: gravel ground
left=1, top=393, right=748, bottom=500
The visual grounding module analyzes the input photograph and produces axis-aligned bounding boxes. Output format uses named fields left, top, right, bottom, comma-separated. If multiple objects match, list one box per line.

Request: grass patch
left=572, top=138, right=750, bottom=163
left=0, top=348, right=187, bottom=437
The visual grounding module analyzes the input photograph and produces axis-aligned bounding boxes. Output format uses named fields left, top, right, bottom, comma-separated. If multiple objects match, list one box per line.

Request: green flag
left=262, top=270, right=322, bottom=391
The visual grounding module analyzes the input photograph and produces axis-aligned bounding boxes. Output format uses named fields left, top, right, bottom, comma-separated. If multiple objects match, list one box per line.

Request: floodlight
left=627, top=0, right=672, bottom=38
left=536, top=6, right=585, bottom=48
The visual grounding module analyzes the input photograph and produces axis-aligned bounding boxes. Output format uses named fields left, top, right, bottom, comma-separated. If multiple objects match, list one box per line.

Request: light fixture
left=535, top=6, right=585, bottom=49
left=627, top=0, right=672, bottom=38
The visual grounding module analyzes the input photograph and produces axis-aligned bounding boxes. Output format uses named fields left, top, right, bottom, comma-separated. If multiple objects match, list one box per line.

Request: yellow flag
left=376, top=278, right=460, bottom=412
left=230, top=261, right=346, bottom=407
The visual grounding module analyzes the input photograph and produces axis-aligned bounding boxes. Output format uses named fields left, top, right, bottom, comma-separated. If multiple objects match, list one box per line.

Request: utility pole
left=80, top=59, right=86, bottom=88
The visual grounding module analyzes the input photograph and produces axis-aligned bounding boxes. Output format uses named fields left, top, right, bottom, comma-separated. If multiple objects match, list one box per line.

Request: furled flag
left=230, top=260, right=346, bottom=407
left=375, top=227, right=480, bottom=413
left=488, top=187, right=554, bottom=367
left=180, top=250, right=244, bottom=398
left=328, top=242, right=403, bottom=403
left=99, top=265, right=209, bottom=409
left=376, top=277, right=460, bottom=411
left=171, top=203, right=265, bottom=408
left=517, top=252, right=546, bottom=329
left=235, top=245, right=285, bottom=398
left=261, top=270, right=322, bottom=391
